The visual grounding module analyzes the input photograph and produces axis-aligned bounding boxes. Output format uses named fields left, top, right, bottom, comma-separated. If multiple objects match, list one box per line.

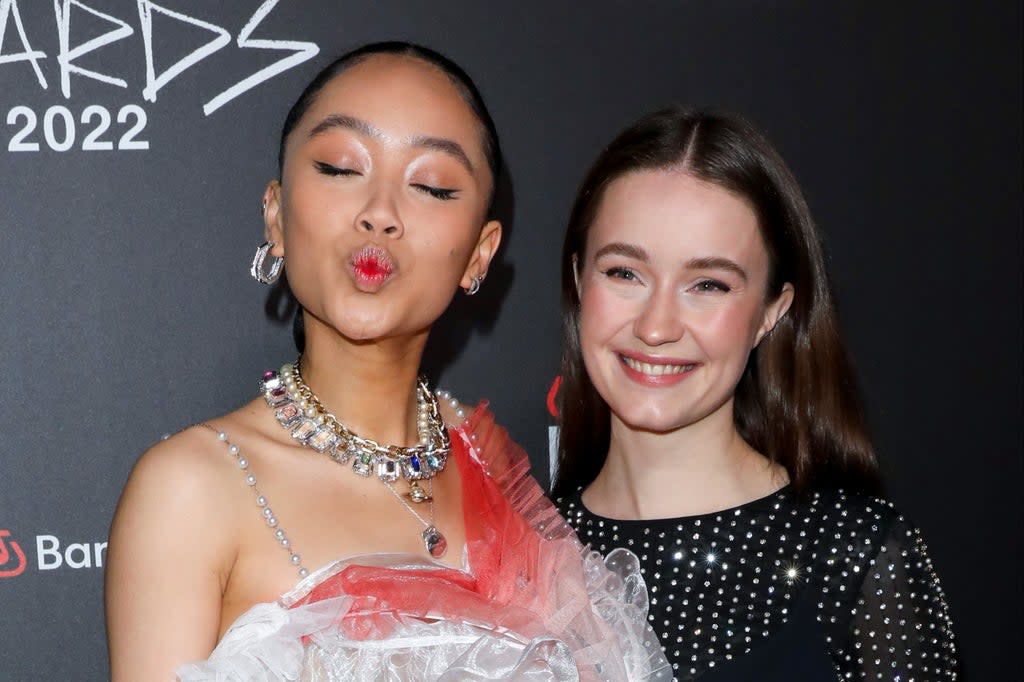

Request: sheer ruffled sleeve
left=830, top=514, right=959, bottom=680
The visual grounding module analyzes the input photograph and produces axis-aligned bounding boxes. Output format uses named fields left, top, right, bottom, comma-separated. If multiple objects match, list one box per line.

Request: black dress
left=557, top=487, right=959, bottom=681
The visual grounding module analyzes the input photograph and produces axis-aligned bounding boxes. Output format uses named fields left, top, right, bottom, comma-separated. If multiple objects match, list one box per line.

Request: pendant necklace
left=260, top=360, right=449, bottom=559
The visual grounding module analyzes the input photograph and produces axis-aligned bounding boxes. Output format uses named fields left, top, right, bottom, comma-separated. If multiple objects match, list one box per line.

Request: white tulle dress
left=175, top=405, right=671, bottom=681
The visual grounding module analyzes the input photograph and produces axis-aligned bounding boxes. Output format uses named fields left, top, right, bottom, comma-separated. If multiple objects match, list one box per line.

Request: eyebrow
left=593, top=242, right=649, bottom=262
left=685, top=256, right=748, bottom=282
left=409, top=135, right=474, bottom=174
left=308, top=114, right=381, bottom=139
left=308, top=114, right=474, bottom=174
left=593, top=243, right=748, bottom=282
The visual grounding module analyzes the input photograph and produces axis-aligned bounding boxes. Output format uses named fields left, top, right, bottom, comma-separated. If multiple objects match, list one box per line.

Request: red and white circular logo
left=0, top=529, right=27, bottom=578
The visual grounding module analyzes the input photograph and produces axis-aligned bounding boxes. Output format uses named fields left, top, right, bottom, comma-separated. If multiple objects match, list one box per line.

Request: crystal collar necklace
left=260, top=360, right=450, bottom=558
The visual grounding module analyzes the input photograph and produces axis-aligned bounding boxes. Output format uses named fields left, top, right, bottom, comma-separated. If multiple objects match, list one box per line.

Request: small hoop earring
left=465, top=274, right=483, bottom=296
left=251, top=241, right=283, bottom=284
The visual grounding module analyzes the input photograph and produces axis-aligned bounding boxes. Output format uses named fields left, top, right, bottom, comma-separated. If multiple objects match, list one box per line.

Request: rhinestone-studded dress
left=558, top=487, right=959, bottom=681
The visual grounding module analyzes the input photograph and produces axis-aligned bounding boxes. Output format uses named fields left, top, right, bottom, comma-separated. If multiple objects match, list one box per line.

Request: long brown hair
left=552, top=107, right=882, bottom=499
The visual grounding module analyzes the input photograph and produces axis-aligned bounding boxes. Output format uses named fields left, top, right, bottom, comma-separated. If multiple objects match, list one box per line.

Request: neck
left=583, top=399, right=787, bottom=520
left=297, top=314, right=428, bottom=447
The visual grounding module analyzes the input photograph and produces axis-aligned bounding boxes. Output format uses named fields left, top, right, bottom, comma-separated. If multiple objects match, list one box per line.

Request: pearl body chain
left=202, top=423, right=311, bottom=579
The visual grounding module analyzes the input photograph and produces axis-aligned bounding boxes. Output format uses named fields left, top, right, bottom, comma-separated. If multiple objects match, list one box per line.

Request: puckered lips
left=618, top=351, right=699, bottom=387
left=348, top=244, right=396, bottom=292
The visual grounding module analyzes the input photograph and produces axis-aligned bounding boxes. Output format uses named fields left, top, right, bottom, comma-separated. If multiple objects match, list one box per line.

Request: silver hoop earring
left=251, top=241, right=284, bottom=284
left=465, top=274, right=483, bottom=296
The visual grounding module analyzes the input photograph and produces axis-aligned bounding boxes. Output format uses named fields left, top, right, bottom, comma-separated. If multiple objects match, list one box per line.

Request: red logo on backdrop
left=0, top=529, right=27, bottom=578
left=547, top=376, right=562, bottom=419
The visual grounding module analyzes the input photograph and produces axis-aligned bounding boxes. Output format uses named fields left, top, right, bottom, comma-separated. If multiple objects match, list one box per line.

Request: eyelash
left=602, top=267, right=639, bottom=281
left=314, top=162, right=458, bottom=201
left=412, top=184, right=458, bottom=201
left=314, top=161, right=359, bottom=177
left=601, top=268, right=731, bottom=295
left=693, top=279, right=731, bottom=293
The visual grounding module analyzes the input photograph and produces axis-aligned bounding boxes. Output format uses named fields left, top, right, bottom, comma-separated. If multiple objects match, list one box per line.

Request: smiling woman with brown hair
left=555, top=107, right=959, bottom=680
left=105, top=42, right=669, bottom=681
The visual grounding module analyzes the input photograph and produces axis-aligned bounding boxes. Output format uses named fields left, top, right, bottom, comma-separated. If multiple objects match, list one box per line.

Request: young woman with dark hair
left=105, top=43, right=668, bottom=681
left=554, top=107, right=959, bottom=680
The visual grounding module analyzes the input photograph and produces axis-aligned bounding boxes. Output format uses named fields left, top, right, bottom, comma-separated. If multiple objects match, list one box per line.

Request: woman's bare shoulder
left=114, top=400, right=269, bottom=532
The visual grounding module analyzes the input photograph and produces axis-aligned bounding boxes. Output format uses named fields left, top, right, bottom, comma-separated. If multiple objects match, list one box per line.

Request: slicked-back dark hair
left=278, top=41, right=501, bottom=213
left=277, top=41, right=503, bottom=351
left=552, top=107, right=882, bottom=499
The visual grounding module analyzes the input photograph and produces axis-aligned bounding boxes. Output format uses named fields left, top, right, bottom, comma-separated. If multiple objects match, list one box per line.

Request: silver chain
left=382, top=479, right=435, bottom=529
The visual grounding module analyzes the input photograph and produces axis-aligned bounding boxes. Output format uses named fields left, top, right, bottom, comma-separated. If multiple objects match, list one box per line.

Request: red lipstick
left=349, top=245, right=395, bottom=292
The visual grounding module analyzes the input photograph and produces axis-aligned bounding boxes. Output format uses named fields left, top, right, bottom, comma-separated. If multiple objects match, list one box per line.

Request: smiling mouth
left=620, top=355, right=697, bottom=376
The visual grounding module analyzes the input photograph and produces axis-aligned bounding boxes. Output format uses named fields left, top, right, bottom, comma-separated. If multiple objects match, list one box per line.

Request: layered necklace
left=260, top=360, right=450, bottom=558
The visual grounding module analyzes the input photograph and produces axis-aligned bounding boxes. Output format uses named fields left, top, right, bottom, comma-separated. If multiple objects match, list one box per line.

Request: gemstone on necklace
left=403, top=454, right=426, bottom=480
left=275, top=402, right=302, bottom=426
left=329, top=442, right=351, bottom=463
left=265, top=385, right=289, bottom=407
left=377, top=458, right=400, bottom=482
left=352, top=451, right=372, bottom=477
left=307, top=428, right=336, bottom=452
left=425, top=452, right=444, bottom=472
left=290, top=419, right=318, bottom=442
left=423, top=526, right=447, bottom=558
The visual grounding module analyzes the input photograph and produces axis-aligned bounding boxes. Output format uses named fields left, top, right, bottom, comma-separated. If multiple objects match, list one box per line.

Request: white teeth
left=622, top=356, right=695, bottom=375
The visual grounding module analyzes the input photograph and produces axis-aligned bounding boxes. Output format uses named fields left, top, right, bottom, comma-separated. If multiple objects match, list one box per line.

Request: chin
left=610, top=404, right=694, bottom=435
left=328, top=309, right=396, bottom=342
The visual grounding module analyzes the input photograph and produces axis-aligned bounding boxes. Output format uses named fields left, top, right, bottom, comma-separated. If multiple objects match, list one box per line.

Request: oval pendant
left=422, top=525, right=447, bottom=558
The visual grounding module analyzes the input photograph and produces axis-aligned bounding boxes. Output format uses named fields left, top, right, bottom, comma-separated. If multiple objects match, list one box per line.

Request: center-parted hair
left=551, top=107, right=882, bottom=499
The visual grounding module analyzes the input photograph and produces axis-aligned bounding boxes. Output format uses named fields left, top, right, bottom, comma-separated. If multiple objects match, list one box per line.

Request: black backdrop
left=0, top=2, right=1019, bottom=680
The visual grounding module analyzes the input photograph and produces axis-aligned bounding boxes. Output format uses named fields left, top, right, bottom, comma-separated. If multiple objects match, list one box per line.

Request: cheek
left=697, top=302, right=764, bottom=359
left=579, top=283, right=632, bottom=343
left=281, top=184, right=351, bottom=245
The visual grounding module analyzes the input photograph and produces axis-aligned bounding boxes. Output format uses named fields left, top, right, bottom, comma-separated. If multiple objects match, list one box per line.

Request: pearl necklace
left=260, top=361, right=450, bottom=558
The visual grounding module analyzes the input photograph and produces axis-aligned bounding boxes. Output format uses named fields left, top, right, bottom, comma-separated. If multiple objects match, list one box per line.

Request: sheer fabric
left=177, top=405, right=670, bottom=681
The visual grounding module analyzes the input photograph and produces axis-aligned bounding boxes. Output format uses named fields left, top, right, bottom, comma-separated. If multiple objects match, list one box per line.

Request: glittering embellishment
left=422, top=525, right=447, bottom=558
left=407, top=481, right=432, bottom=503
left=306, top=427, right=337, bottom=453
left=352, top=451, right=372, bottom=477
left=290, top=418, right=318, bottom=442
left=377, top=458, right=400, bottom=483
left=274, top=402, right=301, bottom=426
left=557, top=487, right=959, bottom=681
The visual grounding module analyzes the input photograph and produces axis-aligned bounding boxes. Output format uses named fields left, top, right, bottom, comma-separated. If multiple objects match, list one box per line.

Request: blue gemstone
left=410, top=455, right=421, bottom=472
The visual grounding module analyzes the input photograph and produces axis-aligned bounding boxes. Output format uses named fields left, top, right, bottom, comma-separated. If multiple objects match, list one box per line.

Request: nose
left=354, top=188, right=404, bottom=238
left=634, top=285, right=685, bottom=347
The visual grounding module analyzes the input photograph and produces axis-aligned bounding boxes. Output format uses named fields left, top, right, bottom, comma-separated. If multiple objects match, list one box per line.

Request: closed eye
left=412, top=183, right=459, bottom=201
left=314, top=160, right=360, bottom=177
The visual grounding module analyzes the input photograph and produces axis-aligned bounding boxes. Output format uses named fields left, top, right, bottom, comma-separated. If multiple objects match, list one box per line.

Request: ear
left=460, top=220, right=502, bottom=288
left=572, top=253, right=581, bottom=294
left=263, top=180, right=285, bottom=258
left=754, top=282, right=794, bottom=347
